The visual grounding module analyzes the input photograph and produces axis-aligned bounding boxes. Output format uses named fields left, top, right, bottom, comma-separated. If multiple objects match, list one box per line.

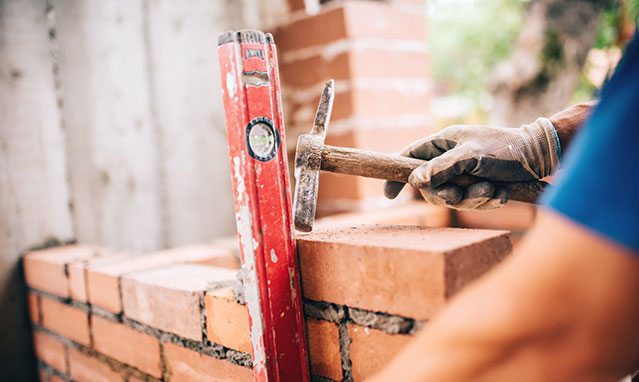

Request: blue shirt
left=542, top=30, right=639, bottom=252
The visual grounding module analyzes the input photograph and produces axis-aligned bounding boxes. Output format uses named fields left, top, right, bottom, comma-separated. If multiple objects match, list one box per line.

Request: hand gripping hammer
left=292, top=80, right=549, bottom=232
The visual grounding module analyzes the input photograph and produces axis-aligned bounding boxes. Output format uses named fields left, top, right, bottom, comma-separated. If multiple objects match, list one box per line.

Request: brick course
left=163, top=342, right=253, bottom=382
left=91, top=315, right=162, bottom=378
left=40, top=296, right=90, bottom=345
left=122, top=264, right=236, bottom=341
left=33, top=331, right=67, bottom=373
left=23, top=245, right=101, bottom=297
left=68, top=347, right=124, bottom=382
left=86, top=245, right=237, bottom=313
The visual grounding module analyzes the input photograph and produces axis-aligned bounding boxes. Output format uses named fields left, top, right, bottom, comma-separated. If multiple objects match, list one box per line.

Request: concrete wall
left=0, top=0, right=287, bottom=379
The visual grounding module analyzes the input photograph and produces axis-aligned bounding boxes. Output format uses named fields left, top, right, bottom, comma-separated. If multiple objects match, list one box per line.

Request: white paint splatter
left=226, top=71, right=236, bottom=99
left=270, top=249, right=278, bottom=263
left=232, top=154, right=266, bottom=372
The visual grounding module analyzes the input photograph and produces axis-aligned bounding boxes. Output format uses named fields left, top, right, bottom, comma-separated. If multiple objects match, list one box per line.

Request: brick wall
left=276, top=0, right=433, bottom=215
left=25, top=223, right=511, bottom=381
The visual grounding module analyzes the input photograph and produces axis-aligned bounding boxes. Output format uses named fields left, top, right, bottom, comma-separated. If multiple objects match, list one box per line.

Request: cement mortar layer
left=304, top=299, right=424, bottom=335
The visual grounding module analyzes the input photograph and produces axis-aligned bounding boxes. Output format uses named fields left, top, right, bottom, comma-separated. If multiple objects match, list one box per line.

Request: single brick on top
left=122, top=263, right=237, bottom=340
left=298, top=225, right=511, bottom=320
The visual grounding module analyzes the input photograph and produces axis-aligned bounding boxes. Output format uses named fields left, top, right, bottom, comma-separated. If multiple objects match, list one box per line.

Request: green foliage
left=427, top=0, right=527, bottom=99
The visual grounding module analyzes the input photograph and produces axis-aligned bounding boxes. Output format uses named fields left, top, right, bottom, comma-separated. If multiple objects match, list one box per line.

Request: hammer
left=292, top=80, right=548, bottom=232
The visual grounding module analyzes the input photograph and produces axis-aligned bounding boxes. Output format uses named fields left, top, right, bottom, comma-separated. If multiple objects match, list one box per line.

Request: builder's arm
left=368, top=210, right=639, bottom=382
left=383, top=102, right=595, bottom=210
left=373, top=33, right=639, bottom=381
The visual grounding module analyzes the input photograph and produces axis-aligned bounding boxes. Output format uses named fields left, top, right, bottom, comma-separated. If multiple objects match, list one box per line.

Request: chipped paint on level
left=226, top=71, right=236, bottom=99
left=232, top=155, right=266, bottom=373
left=270, top=249, right=278, bottom=263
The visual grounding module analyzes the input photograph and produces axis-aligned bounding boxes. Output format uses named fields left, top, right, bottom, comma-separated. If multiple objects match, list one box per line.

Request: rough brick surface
left=91, top=315, right=162, bottom=378
left=204, top=287, right=250, bottom=353
left=306, top=318, right=342, bottom=381
left=33, top=331, right=67, bottom=373
left=68, top=347, right=124, bottom=382
left=348, top=324, right=412, bottom=380
left=163, top=342, right=253, bottom=381
left=40, top=297, right=90, bottom=345
left=122, top=264, right=236, bottom=340
left=87, top=245, right=236, bottom=313
left=315, top=202, right=450, bottom=229
left=23, top=245, right=101, bottom=297
left=298, top=225, right=511, bottom=319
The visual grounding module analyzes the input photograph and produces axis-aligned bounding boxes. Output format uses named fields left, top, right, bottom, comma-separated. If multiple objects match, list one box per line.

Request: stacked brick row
left=276, top=0, right=433, bottom=215
left=25, top=245, right=253, bottom=381
left=25, top=223, right=511, bottom=381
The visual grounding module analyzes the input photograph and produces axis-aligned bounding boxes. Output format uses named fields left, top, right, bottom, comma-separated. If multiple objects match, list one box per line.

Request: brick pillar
left=276, top=0, right=432, bottom=216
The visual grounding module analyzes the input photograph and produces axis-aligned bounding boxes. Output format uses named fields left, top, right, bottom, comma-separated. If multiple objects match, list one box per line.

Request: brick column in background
left=276, top=0, right=433, bottom=215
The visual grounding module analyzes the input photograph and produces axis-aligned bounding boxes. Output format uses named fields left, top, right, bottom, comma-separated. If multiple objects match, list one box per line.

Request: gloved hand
left=384, top=118, right=560, bottom=210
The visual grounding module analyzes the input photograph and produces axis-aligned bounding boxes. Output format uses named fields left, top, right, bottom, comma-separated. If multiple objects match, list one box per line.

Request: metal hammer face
left=293, top=80, right=335, bottom=232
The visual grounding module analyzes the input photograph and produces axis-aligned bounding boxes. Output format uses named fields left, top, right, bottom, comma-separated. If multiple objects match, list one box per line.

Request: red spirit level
left=217, top=30, right=310, bottom=381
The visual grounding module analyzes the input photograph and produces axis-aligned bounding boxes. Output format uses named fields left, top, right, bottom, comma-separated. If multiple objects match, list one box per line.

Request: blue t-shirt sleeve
left=542, top=31, right=639, bottom=252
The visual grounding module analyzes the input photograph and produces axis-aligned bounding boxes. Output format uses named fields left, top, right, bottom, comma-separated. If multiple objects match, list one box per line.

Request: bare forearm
left=549, top=101, right=598, bottom=153
left=370, top=211, right=639, bottom=381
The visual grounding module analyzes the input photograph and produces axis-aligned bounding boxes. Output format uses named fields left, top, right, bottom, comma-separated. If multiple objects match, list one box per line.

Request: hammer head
left=293, top=80, right=335, bottom=232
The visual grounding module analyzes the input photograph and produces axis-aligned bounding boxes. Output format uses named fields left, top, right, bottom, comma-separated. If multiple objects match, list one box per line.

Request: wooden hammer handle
left=320, top=145, right=548, bottom=204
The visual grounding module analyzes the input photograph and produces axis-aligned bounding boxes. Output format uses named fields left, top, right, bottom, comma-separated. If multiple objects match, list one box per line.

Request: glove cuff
left=519, top=117, right=560, bottom=178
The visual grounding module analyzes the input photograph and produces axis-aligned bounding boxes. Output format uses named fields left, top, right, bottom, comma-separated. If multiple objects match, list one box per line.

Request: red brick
left=276, top=6, right=347, bottom=52
left=67, top=252, right=128, bottom=303
left=315, top=201, right=450, bottom=229
left=122, top=264, right=236, bottom=340
left=23, top=245, right=101, bottom=297
left=276, top=2, right=425, bottom=51
left=348, top=324, right=412, bottom=380
left=87, top=245, right=236, bottom=313
left=456, top=202, right=537, bottom=232
left=281, top=50, right=429, bottom=90
left=306, top=319, right=342, bottom=380
left=28, top=292, right=41, bottom=323
left=40, top=297, right=90, bottom=345
left=298, top=225, right=511, bottom=319
left=292, top=87, right=430, bottom=125
left=204, top=287, right=250, bottom=353
left=68, top=347, right=124, bottom=382
left=33, top=331, right=67, bottom=372
left=91, top=315, right=162, bottom=378
left=164, top=342, right=253, bottom=381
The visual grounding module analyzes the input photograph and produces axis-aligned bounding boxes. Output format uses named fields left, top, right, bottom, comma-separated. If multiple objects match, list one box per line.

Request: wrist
left=517, top=118, right=560, bottom=178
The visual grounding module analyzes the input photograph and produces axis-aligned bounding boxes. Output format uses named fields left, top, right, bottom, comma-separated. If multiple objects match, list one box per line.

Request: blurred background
left=1, top=0, right=636, bottom=379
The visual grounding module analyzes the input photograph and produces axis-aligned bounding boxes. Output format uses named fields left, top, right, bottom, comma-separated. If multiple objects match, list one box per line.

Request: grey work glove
left=384, top=118, right=560, bottom=210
